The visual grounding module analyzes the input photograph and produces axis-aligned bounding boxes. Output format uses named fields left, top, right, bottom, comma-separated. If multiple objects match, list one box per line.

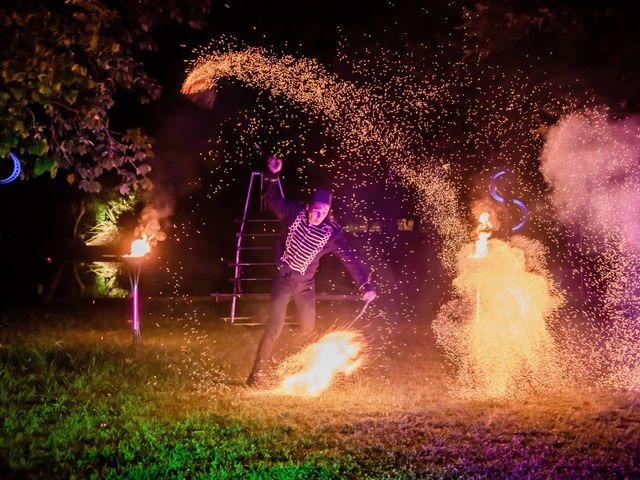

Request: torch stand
left=124, top=257, right=144, bottom=345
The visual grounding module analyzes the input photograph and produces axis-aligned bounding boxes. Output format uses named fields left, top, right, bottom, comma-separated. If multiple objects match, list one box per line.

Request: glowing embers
left=274, top=330, right=365, bottom=397
left=127, top=235, right=151, bottom=257
left=180, top=45, right=467, bottom=272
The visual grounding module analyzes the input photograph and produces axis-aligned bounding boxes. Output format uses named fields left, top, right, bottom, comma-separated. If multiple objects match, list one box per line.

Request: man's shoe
left=246, top=368, right=267, bottom=388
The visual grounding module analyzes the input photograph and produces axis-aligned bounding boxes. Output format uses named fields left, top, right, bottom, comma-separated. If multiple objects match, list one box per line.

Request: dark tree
left=0, top=0, right=210, bottom=194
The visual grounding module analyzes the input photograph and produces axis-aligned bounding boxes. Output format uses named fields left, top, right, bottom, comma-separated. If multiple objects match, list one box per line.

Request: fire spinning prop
left=273, top=330, right=365, bottom=397
left=470, top=212, right=492, bottom=334
left=346, top=297, right=374, bottom=328
left=123, top=235, right=151, bottom=344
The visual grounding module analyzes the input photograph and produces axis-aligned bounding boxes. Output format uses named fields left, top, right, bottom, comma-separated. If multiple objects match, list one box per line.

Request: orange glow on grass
left=274, top=330, right=364, bottom=397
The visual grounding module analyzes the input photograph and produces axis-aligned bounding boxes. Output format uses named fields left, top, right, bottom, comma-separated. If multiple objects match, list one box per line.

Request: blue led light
left=0, top=152, right=21, bottom=184
left=489, top=170, right=529, bottom=231
left=511, top=199, right=529, bottom=231
left=489, top=170, right=506, bottom=203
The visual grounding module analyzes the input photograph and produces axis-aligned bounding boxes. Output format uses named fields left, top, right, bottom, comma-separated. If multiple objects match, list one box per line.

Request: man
left=247, top=155, right=377, bottom=387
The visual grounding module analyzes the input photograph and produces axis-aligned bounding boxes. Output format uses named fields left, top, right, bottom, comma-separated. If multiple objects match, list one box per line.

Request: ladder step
left=234, top=218, right=281, bottom=223
left=222, top=316, right=295, bottom=323
left=230, top=277, right=272, bottom=281
left=228, top=262, right=276, bottom=266
left=223, top=320, right=298, bottom=326
left=236, top=233, right=280, bottom=237
left=210, top=293, right=361, bottom=301
left=211, top=293, right=270, bottom=300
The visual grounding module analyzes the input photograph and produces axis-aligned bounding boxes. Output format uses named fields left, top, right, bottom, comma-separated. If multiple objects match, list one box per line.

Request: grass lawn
left=1, top=302, right=639, bottom=479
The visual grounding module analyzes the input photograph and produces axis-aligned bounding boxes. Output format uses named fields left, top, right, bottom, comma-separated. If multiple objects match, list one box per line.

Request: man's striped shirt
left=281, top=210, right=333, bottom=274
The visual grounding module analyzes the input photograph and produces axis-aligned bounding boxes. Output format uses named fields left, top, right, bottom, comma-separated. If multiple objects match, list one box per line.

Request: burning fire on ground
left=434, top=212, right=569, bottom=399
left=272, top=330, right=365, bottom=397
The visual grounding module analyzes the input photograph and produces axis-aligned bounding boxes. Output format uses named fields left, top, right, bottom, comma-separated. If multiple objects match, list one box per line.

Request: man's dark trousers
left=253, top=268, right=316, bottom=368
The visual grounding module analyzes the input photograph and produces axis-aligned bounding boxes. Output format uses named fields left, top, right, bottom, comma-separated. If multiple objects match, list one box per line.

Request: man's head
left=307, top=189, right=332, bottom=226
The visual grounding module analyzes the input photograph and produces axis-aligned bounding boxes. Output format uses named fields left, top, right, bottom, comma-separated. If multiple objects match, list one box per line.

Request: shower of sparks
left=178, top=36, right=579, bottom=325
left=272, top=330, right=365, bottom=397
left=541, top=108, right=640, bottom=391
left=182, top=45, right=467, bottom=272
left=434, top=215, right=568, bottom=399
left=175, top=34, right=640, bottom=396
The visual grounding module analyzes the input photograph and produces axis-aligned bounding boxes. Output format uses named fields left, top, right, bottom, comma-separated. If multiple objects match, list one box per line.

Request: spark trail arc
left=182, top=46, right=467, bottom=270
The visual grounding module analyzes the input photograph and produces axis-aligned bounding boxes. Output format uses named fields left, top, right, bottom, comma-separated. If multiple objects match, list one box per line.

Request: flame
left=127, top=235, right=151, bottom=257
left=470, top=211, right=492, bottom=259
left=274, top=330, right=364, bottom=397
left=435, top=234, right=566, bottom=399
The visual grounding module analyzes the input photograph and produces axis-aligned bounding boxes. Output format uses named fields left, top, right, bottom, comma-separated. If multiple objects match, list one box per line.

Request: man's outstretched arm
left=262, top=155, right=294, bottom=220
left=332, top=229, right=377, bottom=301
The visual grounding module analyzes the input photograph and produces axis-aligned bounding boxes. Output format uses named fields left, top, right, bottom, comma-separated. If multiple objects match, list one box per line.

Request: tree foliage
left=0, top=0, right=210, bottom=193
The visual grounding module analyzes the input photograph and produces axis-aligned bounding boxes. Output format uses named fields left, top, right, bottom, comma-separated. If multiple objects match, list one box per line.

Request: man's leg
left=248, top=274, right=292, bottom=385
left=293, top=277, right=317, bottom=335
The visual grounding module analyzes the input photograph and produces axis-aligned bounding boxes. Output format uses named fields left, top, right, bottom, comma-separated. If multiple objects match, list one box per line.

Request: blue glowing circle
left=488, top=170, right=529, bottom=231
left=0, top=152, right=21, bottom=184
left=511, top=199, right=529, bottom=231
left=489, top=170, right=506, bottom=203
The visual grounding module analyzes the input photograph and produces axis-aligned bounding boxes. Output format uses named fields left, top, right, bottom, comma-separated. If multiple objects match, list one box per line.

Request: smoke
left=540, top=108, right=640, bottom=249
left=541, top=108, right=640, bottom=391
left=133, top=102, right=214, bottom=247
left=134, top=201, right=171, bottom=247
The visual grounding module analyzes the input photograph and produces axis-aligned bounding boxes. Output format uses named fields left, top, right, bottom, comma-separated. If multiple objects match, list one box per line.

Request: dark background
left=2, top=0, right=640, bottom=320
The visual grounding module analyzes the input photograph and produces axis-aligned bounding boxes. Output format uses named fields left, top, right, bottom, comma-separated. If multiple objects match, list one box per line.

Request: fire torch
left=124, top=235, right=151, bottom=344
left=470, top=212, right=492, bottom=324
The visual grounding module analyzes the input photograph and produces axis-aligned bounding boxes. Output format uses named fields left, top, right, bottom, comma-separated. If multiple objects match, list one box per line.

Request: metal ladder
left=227, top=172, right=284, bottom=323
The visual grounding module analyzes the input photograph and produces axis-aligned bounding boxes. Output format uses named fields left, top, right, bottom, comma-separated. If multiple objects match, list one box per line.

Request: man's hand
left=267, top=155, right=282, bottom=174
left=363, top=290, right=377, bottom=302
